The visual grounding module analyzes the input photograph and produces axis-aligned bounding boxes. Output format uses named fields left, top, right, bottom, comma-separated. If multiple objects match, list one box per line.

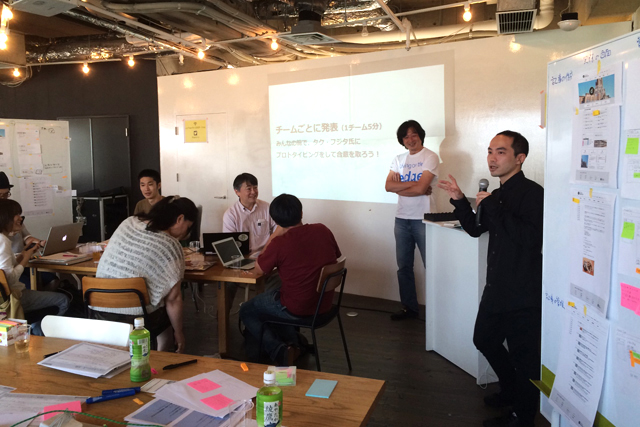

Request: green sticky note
left=622, top=221, right=635, bottom=240
left=635, top=173, right=640, bottom=179
left=625, top=138, right=640, bottom=155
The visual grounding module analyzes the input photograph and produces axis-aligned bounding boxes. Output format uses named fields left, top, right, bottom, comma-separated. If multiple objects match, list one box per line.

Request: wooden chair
left=41, top=315, right=133, bottom=347
left=260, top=257, right=352, bottom=372
left=0, top=270, right=58, bottom=323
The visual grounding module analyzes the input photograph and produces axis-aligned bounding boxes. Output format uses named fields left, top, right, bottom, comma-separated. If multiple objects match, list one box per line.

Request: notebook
left=211, top=237, right=255, bottom=270
left=203, top=232, right=250, bottom=255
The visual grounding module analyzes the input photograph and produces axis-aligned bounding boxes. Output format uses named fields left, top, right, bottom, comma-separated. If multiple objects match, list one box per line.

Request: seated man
left=239, top=194, right=341, bottom=365
left=222, top=173, right=276, bottom=255
left=133, top=169, right=164, bottom=215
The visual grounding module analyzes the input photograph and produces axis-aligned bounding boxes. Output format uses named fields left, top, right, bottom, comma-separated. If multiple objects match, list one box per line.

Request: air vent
left=496, top=9, right=537, bottom=34
left=278, top=32, right=340, bottom=45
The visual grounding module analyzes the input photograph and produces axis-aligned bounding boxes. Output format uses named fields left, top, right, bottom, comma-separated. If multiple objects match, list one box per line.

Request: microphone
left=476, top=179, right=489, bottom=227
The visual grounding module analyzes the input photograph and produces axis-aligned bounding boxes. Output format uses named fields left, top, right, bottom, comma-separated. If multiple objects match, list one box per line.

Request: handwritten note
left=622, top=222, right=636, bottom=240
left=621, top=282, right=640, bottom=315
left=42, top=401, right=82, bottom=420
left=201, top=394, right=234, bottom=411
left=188, top=379, right=221, bottom=393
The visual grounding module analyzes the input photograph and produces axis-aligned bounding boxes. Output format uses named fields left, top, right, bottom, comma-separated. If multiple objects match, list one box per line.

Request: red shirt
left=257, top=223, right=341, bottom=316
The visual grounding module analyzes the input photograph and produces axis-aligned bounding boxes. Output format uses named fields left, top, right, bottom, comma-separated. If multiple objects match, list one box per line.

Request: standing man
left=385, top=120, right=439, bottom=320
left=438, top=131, right=543, bottom=427
left=223, top=173, right=276, bottom=256
left=134, top=169, right=163, bottom=215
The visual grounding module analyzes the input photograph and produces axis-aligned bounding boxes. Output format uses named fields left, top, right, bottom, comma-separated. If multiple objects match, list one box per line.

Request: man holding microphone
left=438, top=131, right=544, bottom=427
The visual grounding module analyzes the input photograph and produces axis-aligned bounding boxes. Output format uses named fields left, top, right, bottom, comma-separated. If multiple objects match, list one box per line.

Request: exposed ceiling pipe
left=534, top=0, right=555, bottom=29
left=374, top=0, right=404, bottom=31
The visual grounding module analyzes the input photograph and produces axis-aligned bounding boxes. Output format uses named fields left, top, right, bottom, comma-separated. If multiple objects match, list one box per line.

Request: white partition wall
left=158, top=23, right=629, bottom=303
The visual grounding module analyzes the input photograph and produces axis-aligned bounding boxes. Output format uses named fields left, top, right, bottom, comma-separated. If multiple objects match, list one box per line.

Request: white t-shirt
left=390, top=147, right=440, bottom=219
left=222, top=199, right=276, bottom=253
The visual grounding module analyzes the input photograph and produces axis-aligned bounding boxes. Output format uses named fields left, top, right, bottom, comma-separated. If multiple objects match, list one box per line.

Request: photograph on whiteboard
left=568, top=189, right=615, bottom=316
left=621, top=129, right=640, bottom=199
left=576, top=61, right=622, bottom=109
left=549, top=307, right=609, bottom=427
left=570, top=105, right=620, bottom=188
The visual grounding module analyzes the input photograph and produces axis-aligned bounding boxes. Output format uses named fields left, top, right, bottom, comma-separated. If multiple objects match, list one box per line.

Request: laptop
left=203, top=232, right=250, bottom=255
left=212, top=237, right=255, bottom=270
left=30, top=223, right=92, bottom=265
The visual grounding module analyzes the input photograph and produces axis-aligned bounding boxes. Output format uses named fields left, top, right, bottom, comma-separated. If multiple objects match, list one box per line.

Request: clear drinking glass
left=14, top=324, right=31, bottom=353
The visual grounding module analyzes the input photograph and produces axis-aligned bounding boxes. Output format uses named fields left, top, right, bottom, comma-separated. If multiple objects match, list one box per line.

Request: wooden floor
left=181, top=284, right=551, bottom=427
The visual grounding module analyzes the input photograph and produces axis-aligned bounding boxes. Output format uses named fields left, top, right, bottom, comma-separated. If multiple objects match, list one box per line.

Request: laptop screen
left=213, top=238, right=244, bottom=264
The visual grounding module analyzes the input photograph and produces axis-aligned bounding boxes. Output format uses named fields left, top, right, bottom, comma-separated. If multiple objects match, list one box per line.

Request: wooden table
left=28, top=259, right=264, bottom=356
left=1, top=336, right=385, bottom=427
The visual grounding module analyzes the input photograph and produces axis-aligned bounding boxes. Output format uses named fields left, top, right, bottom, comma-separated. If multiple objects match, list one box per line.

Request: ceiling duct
left=0, top=32, right=26, bottom=68
left=8, top=0, right=75, bottom=17
left=278, top=4, right=340, bottom=45
left=496, top=0, right=537, bottom=34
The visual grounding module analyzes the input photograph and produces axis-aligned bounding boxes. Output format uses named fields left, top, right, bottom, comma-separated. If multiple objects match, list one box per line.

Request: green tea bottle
left=129, top=317, right=151, bottom=382
left=256, top=370, right=282, bottom=427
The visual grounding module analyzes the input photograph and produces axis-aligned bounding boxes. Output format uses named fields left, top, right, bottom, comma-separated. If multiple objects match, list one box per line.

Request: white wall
left=158, top=22, right=630, bottom=304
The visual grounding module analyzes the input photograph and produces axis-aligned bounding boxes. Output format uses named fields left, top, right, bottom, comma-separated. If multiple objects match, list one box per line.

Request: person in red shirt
left=239, top=194, right=341, bottom=365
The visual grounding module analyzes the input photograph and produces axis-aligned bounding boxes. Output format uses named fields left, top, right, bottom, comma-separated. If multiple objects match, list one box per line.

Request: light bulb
left=178, top=54, right=184, bottom=65
left=197, top=50, right=205, bottom=59
left=82, top=63, right=90, bottom=74
left=227, top=64, right=234, bottom=69
left=0, top=41, right=5, bottom=50
left=128, top=55, right=135, bottom=67
left=12, top=68, right=19, bottom=77
left=1, top=5, right=13, bottom=23
left=463, top=3, right=472, bottom=22
left=271, top=39, right=278, bottom=50
left=0, top=32, right=7, bottom=44
left=362, top=25, right=369, bottom=37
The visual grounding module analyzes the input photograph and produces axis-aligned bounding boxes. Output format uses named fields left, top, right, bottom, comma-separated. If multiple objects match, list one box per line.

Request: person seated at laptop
left=0, top=199, right=69, bottom=333
left=133, top=169, right=164, bottom=215
left=239, top=194, right=341, bottom=365
left=96, top=195, right=197, bottom=353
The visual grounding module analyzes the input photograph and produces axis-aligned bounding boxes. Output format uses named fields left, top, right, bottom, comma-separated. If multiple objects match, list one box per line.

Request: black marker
left=163, top=359, right=197, bottom=370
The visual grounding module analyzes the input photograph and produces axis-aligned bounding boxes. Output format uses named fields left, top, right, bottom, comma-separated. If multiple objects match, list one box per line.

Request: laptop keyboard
left=230, top=258, right=254, bottom=267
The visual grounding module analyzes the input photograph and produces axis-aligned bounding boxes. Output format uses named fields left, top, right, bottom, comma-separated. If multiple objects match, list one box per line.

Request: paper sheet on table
left=550, top=307, right=609, bottom=427
left=142, top=378, right=176, bottom=394
left=568, top=189, right=615, bottom=316
left=38, top=342, right=130, bottom=378
left=624, top=58, right=640, bottom=130
left=0, top=386, right=15, bottom=399
left=621, top=129, right=640, bottom=199
left=570, top=105, right=620, bottom=188
left=0, top=393, right=88, bottom=427
left=18, top=176, right=53, bottom=217
left=155, top=370, right=258, bottom=418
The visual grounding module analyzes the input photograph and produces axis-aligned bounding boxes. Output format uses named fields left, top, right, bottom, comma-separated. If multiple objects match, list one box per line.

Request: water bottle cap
left=134, top=317, right=144, bottom=328
left=263, top=370, right=276, bottom=383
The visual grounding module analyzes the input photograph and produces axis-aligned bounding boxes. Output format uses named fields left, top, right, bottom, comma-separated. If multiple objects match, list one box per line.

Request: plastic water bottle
left=129, top=317, right=151, bottom=382
left=256, top=370, right=282, bottom=427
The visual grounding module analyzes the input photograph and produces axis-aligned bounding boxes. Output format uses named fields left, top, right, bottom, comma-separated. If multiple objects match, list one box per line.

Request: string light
left=0, top=33, right=6, bottom=50
left=1, top=5, right=13, bottom=24
left=0, top=4, right=12, bottom=50
left=82, top=62, right=90, bottom=74
left=197, top=50, right=205, bottom=59
left=178, top=54, right=184, bottom=65
left=12, top=68, right=19, bottom=77
left=463, top=2, right=472, bottom=22
left=127, top=55, right=135, bottom=67
left=270, top=38, right=278, bottom=50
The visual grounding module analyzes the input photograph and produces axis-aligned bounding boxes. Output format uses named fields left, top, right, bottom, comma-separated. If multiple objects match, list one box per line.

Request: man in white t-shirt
left=385, top=120, right=440, bottom=320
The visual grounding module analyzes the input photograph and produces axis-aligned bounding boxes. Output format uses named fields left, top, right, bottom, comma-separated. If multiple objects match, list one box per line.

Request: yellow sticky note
left=597, top=60, right=601, bottom=74
left=584, top=305, right=587, bottom=315
left=589, top=188, right=593, bottom=198
left=572, top=198, right=580, bottom=204
left=626, top=138, right=640, bottom=155
left=133, top=398, right=144, bottom=405
left=622, top=222, right=635, bottom=240
left=568, top=301, right=575, bottom=307
left=593, top=110, right=600, bottom=116
left=575, top=107, right=579, bottom=115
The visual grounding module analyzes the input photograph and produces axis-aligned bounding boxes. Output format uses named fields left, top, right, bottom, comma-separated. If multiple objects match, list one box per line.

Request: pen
left=86, top=389, right=136, bottom=403
left=102, top=387, right=141, bottom=395
left=163, top=359, right=197, bottom=370
left=43, top=351, right=59, bottom=358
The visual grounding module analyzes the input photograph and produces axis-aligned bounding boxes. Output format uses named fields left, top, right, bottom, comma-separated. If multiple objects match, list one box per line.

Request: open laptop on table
left=212, top=237, right=255, bottom=270
left=30, top=223, right=92, bottom=265
left=203, top=232, right=250, bottom=255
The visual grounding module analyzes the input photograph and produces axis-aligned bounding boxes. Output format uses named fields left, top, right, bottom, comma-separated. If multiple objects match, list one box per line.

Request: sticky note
left=305, top=379, right=338, bottom=398
left=597, top=60, right=601, bottom=74
left=625, top=138, right=640, bottom=155
left=151, top=368, right=158, bottom=375
left=201, top=393, right=234, bottom=411
left=575, top=107, right=579, bottom=115
left=572, top=198, right=580, bottom=204
left=635, top=173, right=640, bottom=179
left=42, top=401, right=82, bottom=420
left=188, top=378, right=221, bottom=393
left=589, top=188, right=593, bottom=198
left=584, top=305, right=587, bottom=315
left=568, top=301, right=575, bottom=307
left=240, top=363, right=248, bottom=372
left=133, top=398, right=144, bottom=405
left=592, top=110, right=600, bottom=116
left=620, top=282, right=640, bottom=315
left=622, top=222, right=635, bottom=240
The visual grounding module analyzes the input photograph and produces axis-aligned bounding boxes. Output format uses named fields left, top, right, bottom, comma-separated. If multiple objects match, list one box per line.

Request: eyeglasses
left=0, top=191, right=10, bottom=199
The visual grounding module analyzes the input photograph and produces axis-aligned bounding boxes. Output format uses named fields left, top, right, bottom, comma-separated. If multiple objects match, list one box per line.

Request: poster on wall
left=570, top=106, right=620, bottom=188
left=0, top=125, right=10, bottom=168
left=184, top=119, right=208, bottom=143
left=568, top=188, right=615, bottom=316
left=19, top=175, right=53, bottom=216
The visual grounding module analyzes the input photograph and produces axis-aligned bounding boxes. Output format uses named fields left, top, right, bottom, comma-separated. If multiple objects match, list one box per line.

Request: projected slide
left=269, top=64, right=446, bottom=204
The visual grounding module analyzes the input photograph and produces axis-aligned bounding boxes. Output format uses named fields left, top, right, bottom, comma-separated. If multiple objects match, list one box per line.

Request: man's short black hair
left=396, top=120, right=426, bottom=147
left=0, top=199, right=21, bottom=234
left=269, top=194, right=302, bottom=228
left=138, top=169, right=161, bottom=184
left=496, top=130, right=529, bottom=157
left=233, top=173, right=258, bottom=191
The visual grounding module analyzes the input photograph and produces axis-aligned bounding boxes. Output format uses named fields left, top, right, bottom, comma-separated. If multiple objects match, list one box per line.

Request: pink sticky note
left=201, top=394, right=234, bottom=411
left=188, top=378, right=222, bottom=393
left=42, top=401, right=82, bottom=420
left=621, top=282, right=640, bottom=315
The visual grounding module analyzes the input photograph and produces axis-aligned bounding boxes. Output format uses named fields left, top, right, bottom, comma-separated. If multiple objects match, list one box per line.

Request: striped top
left=95, top=216, right=184, bottom=315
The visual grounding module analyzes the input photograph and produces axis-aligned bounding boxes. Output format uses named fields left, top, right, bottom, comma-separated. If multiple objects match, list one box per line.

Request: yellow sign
left=184, top=120, right=207, bottom=143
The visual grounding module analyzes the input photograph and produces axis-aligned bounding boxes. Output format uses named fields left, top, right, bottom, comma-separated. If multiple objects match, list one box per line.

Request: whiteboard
left=543, top=30, right=640, bottom=427
left=0, top=119, right=73, bottom=239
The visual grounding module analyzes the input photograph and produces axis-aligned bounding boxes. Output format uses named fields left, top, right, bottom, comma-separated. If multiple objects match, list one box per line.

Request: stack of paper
left=126, top=370, right=258, bottom=427
left=38, top=342, right=130, bottom=378
left=0, top=392, right=87, bottom=427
